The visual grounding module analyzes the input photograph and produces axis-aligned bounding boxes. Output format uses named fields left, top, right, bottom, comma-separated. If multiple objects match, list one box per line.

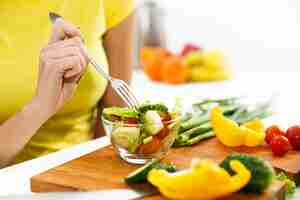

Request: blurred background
left=133, top=0, right=300, bottom=73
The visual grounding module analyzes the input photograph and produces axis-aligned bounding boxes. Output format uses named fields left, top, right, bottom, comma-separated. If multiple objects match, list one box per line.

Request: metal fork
left=49, top=12, right=140, bottom=110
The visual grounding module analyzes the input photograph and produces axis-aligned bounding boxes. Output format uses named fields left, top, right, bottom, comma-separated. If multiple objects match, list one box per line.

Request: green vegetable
left=139, top=103, right=169, bottom=114
left=124, top=159, right=177, bottom=183
left=144, top=111, right=164, bottom=135
left=174, top=97, right=272, bottom=147
left=220, top=154, right=275, bottom=193
left=179, top=104, right=240, bottom=132
left=112, top=127, right=140, bottom=153
left=155, top=163, right=177, bottom=173
left=143, top=136, right=153, bottom=144
left=125, top=159, right=160, bottom=183
left=276, top=172, right=296, bottom=199
left=103, top=107, right=139, bottom=119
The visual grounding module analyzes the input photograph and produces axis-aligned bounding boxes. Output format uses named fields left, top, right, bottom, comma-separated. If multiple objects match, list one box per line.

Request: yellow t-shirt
left=0, top=0, right=134, bottom=163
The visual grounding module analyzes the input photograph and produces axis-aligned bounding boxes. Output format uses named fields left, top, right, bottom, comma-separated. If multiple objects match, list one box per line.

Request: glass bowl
left=102, top=116, right=180, bottom=164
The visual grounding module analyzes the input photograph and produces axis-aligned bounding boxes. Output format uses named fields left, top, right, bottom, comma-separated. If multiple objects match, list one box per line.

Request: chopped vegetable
left=103, top=107, right=139, bottom=120
left=148, top=159, right=251, bottom=200
left=144, top=111, right=164, bottom=135
left=125, top=159, right=160, bottom=183
left=137, top=137, right=161, bottom=154
left=111, top=127, right=140, bottom=153
left=220, top=154, right=275, bottom=193
left=139, top=103, right=168, bottom=114
left=276, top=172, right=296, bottom=199
left=211, top=107, right=265, bottom=147
left=173, top=97, right=272, bottom=147
left=124, top=159, right=177, bottom=183
left=103, top=102, right=179, bottom=156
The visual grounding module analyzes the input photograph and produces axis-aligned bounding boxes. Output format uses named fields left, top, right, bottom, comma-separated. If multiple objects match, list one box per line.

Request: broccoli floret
left=139, top=103, right=169, bottom=114
left=276, top=172, right=296, bottom=199
left=220, top=154, right=275, bottom=193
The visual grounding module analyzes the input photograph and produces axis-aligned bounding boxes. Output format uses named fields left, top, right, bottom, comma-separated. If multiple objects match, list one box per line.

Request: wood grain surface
left=31, top=138, right=297, bottom=200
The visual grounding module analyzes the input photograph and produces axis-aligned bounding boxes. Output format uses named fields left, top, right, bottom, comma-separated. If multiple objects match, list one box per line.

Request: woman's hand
left=35, top=19, right=89, bottom=118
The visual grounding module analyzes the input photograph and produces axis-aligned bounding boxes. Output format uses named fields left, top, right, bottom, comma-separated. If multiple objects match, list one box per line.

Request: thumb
left=49, top=18, right=82, bottom=44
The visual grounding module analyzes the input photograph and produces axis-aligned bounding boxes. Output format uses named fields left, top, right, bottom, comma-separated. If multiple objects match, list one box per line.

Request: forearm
left=101, top=14, right=135, bottom=108
left=0, top=98, right=49, bottom=168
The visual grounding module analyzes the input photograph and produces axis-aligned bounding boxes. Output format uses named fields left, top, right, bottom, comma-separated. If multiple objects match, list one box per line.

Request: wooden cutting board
left=31, top=138, right=300, bottom=200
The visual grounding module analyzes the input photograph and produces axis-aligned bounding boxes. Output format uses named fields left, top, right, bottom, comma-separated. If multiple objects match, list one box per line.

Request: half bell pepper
left=211, top=107, right=266, bottom=147
left=148, top=159, right=251, bottom=200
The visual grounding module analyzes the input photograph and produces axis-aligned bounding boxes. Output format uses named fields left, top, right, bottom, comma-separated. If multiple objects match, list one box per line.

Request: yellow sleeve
left=104, top=0, right=135, bottom=30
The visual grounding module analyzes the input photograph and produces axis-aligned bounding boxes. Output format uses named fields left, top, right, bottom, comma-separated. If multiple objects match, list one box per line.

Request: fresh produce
left=286, top=126, right=300, bottom=150
left=173, top=97, right=272, bottom=147
left=140, top=48, right=172, bottom=81
left=141, top=44, right=231, bottom=84
left=270, top=136, right=290, bottom=157
left=276, top=172, right=296, bottom=199
left=148, top=159, right=251, bottom=200
left=102, top=103, right=180, bottom=155
left=220, top=154, right=275, bottom=193
left=211, top=107, right=266, bottom=147
left=185, top=50, right=231, bottom=82
left=265, top=125, right=286, bottom=144
left=124, top=159, right=176, bottom=183
left=161, top=56, right=188, bottom=84
left=180, top=43, right=201, bottom=56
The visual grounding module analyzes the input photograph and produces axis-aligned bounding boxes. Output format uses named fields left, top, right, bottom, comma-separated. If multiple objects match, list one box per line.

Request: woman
left=0, top=0, right=134, bottom=167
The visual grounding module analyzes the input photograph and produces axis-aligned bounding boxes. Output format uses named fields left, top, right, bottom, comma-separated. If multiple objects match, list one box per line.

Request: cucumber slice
left=112, top=127, right=140, bottom=153
left=124, top=159, right=159, bottom=183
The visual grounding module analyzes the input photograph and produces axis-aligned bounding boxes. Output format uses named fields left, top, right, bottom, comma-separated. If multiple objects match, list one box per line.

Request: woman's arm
left=0, top=20, right=88, bottom=168
left=95, top=14, right=135, bottom=137
left=102, top=14, right=135, bottom=107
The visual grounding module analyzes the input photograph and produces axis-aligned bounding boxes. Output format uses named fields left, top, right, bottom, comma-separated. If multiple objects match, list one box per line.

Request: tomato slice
left=124, top=117, right=138, bottom=125
left=156, top=127, right=169, bottom=139
left=138, top=137, right=161, bottom=154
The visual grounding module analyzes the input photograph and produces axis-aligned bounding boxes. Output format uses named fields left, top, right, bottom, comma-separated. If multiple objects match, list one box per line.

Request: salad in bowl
left=102, top=103, right=180, bottom=164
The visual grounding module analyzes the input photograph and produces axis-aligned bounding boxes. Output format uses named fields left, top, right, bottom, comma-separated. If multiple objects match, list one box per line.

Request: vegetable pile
left=173, top=97, right=272, bottom=147
left=102, top=102, right=180, bottom=155
left=125, top=154, right=285, bottom=199
left=265, top=125, right=300, bottom=157
left=140, top=43, right=231, bottom=85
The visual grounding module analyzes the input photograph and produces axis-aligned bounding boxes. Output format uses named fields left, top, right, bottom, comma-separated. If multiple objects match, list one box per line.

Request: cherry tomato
left=124, top=118, right=138, bottom=125
left=286, top=126, right=300, bottom=150
left=265, top=125, right=286, bottom=144
left=270, top=136, right=290, bottom=157
left=137, top=137, right=161, bottom=154
left=156, top=127, right=169, bottom=139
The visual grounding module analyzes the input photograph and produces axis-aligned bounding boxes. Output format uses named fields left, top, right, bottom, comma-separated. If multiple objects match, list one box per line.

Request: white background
left=155, top=0, right=300, bottom=72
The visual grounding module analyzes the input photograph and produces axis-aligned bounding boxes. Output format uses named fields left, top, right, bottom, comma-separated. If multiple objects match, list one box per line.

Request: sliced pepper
left=211, top=107, right=266, bottom=147
left=148, top=159, right=251, bottom=200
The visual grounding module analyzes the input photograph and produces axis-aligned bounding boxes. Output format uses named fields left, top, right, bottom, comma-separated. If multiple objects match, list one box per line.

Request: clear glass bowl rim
left=101, top=116, right=181, bottom=127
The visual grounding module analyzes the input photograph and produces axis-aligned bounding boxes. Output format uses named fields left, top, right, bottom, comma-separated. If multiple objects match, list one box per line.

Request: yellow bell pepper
left=148, top=159, right=251, bottom=200
left=211, top=107, right=266, bottom=147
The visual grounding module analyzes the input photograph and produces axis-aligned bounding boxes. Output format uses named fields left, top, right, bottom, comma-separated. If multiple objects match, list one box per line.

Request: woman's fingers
left=53, top=56, right=83, bottom=78
left=44, top=46, right=87, bottom=68
left=43, top=37, right=89, bottom=63
left=49, top=18, right=82, bottom=44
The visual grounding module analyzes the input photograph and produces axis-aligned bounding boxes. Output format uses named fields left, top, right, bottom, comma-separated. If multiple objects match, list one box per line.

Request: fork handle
left=89, top=58, right=112, bottom=81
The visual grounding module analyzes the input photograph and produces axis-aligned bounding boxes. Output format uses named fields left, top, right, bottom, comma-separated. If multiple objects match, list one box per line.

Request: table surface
left=1, top=71, right=300, bottom=199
